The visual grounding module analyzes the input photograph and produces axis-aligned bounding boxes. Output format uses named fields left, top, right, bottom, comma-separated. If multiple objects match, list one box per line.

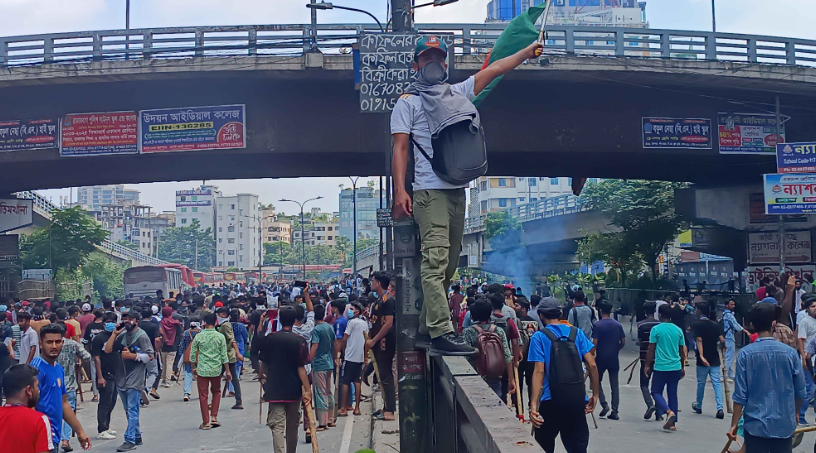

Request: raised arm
left=473, top=42, right=544, bottom=96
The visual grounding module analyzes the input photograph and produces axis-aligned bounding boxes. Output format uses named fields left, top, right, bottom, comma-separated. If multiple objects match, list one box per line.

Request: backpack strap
left=488, top=324, right=496, bottom=334
left=541, top=326, right=559, bottom=343
left=567, top=326, right=578, bottom=343
left=410, top=134, right=434, bottom=165
left=473, top=324, right=484, bottom=335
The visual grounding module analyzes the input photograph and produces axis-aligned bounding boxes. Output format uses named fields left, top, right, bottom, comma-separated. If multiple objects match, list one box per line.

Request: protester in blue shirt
left=529, top=298, right=599, bottom=453
left=32, top=323, right=91, bottom=450
left=729, top=302, right=805, bottom=452
left=722, top=299, right=744, bottom=380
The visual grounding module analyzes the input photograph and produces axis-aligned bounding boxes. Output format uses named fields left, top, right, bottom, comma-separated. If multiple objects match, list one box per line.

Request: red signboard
left=60, top=112, right=138, bottom=157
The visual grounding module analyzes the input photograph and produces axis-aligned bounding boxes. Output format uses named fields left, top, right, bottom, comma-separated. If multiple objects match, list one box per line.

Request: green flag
left=471, top=4, right=547, bottom=107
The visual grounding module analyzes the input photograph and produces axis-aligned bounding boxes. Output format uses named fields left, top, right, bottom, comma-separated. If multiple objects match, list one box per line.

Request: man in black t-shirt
left=365, top=272, right=396, bottom=420
left=92, top=312, right=122, bottom=438
left=691, top=301, right=725, bottom=419
left=258, top=306, right=311, bottom=453
left=140, top=309, right=163, bottom=400
left=637, top=301, right=661, bottom=421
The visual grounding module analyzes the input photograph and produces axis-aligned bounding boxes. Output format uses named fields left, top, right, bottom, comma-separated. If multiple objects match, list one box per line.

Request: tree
left=484, top=210, right=522, bottom=251
left=264, top=241, right=294, bottom=265
left=581, top=180, right=687, bottom=283
left=576, top=232, right=642, bottom=287
left=81, top=252, right=127, bottom=298
left=19, top=206, right=109, bottom=272
left=157, top=219, right=216, bottom=270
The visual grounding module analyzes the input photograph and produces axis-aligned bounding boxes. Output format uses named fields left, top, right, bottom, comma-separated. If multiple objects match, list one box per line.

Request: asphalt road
left=71, top=376, right=374, bottom=453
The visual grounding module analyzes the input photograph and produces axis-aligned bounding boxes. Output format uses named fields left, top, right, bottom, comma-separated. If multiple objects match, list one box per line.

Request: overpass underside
left=2, top=54, right=816, bottom=192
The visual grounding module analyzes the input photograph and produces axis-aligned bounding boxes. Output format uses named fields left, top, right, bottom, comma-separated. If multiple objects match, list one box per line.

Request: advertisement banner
left=0, top=119, right=59, bottom=152
left=763, top=173, right=816, bottom=214
left=641, top=117, right=712, bottom=149
left=176, top=189, right=212, bottom=196
left=60, top=112, right=138, bottom=157
left=176, top=200, right=212, bottom=207
left=777, top=142, right=816, bottom=173
left=139, top=105, right=246, bottom=153
left=718, top=112, right=785, bottom=154
left=748, top=231, right=812, bottom=264
left=747, top=264, right=816, bottom=286
left=0, top=199, right=33, bottom=234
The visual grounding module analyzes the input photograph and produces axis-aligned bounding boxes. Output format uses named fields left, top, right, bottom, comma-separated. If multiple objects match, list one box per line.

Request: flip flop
left=327, top=422, right=336, bottom=428
left=353, top=409, right=362, bottom=416
left=199, top=424, right=211, bottom=430
left=663, top=414, right=677, bottom=431
left=337, top=411, right=348, bottom=417
left=211, top=420, right=221, bottom=428
left=316, top=426, right=327, bottom=432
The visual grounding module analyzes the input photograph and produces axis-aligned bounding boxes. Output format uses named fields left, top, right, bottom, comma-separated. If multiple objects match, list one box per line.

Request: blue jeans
left=184, top=368, right=194, bottom=396
left=228, top=361, right=243, bottom=393
left=62, top=390, right=77, bottom=442
left=725, top=338, right=736, bottom=380
left=651, top=369, right=682, bottom=419
left=800, top=370, right=816, bottom=423
left=118, top=388, right=142, bottom=443
left=695, top=366, right=723, bottom=411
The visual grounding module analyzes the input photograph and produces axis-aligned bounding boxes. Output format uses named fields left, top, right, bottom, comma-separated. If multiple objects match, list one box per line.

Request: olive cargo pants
left=413, top=189, right=466, bottom=339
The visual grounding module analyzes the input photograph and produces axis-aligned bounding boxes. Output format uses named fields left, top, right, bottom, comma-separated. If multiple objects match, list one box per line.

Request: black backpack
left=411, top=119, right=488, bottom=186
left=541, top=326, right=586, bottom=410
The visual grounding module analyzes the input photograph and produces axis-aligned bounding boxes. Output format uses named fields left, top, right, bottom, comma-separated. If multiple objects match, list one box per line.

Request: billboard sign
left=748, top=231, right=812, bottom=264
left=60, top=112, right=138, bottom=157
left=0, top=119, right=59, bottom=152
left=747, top=264, right=816, bottom=286
left=139, top=105, right=246, bottom=153
left=0, top=199, right=33, bottom=233
left=641, top=117, right=712, bottom=149
left=763, top=173, right=816, bottom=214
left=777, top=142, right=816, bottom=174
left=718, top=112, right=785, bottom=154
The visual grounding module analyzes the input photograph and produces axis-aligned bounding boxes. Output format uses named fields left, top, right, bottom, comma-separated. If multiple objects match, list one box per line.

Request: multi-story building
left=292, top=219, right=340, bottom=248
left=89, top=204, right=155, bottom=256
left=471, top=176, right=599, bottom=215
left=146, top=214, right=173, bottom=258
left=339, top=187, right=381, bottom=242
left=261, top=208, right=292, bottom=244
left=215, top=193, right=260, bottom=270
left=77, top=185, right=128, bottom=210
left=123, top=189, right=141, bottom=205
left=175, top=185, right=220, bottom=236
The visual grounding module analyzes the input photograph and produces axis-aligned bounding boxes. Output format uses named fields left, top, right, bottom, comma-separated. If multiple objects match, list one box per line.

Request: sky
left=5, top=0, right=816, bottom=212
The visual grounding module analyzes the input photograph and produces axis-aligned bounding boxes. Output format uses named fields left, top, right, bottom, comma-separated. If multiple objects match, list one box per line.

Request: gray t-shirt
left=114, top=328, right=155, bottom=391
left=390, top=76, right=476, bottom=191
left=568, top=304, right=595, bottom=339
left=19, top=326, right=39, bottom=364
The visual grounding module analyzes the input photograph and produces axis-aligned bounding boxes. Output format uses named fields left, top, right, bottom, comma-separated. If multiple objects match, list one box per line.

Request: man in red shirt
left=0, top=364, right=55, bottom=453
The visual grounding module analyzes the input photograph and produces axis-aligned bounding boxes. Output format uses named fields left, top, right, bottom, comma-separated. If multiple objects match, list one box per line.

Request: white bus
left=124, top=266, right=182, bottom=299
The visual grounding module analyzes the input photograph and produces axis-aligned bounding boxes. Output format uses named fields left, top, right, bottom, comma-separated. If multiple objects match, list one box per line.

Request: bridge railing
left=15, top=190, right=169, bottom=266
left=2, top=23, right=816, bottom=67
left=465, top=194, right=591, bottom=234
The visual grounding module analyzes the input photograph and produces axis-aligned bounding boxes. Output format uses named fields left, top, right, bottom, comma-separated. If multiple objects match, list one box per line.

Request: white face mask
left=217, top=316, right=228, bottom=325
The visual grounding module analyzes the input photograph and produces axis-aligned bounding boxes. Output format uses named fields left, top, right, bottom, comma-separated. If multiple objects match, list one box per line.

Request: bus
left=124, top=266, right=183, bottom=299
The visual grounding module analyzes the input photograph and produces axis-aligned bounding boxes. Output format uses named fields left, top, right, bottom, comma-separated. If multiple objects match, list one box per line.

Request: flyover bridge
left=3, top=24, right=816, bottom=192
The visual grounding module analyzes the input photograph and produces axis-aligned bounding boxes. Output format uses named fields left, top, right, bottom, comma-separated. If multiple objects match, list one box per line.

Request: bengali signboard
left=358, top=33, right=454, bottom=113
left=777, top=142, right=816, bottom=174
left=641, top=117, right=712, bottom=149
left=748, top=231, right=812, bottom=264
left=0, top=235, right=19, bottom=262
left=60, top=112, right=138, bottom=157
left=747, top=264, right=816, bottom=286
left=176, top=189, right=212, bottom=196
left=22, top=269, right=52, bottom=281
left=376, top=208, right=393, bottom=228
left=139, top=105, right=246, bottom=153
left=763, top=173, right=816, bottom=214
left=0, top=199, right=32, bottom=234
left=718, top=112, right=785, bottom=154
left=0, top=119, right=59, bottom=152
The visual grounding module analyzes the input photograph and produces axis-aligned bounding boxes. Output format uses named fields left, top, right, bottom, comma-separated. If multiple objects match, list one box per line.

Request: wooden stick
left=303, top=384, right=320, bottom=453
left=720, top=349, right=733, bottom=413
left=334, top=352, right=342, bottom=419
left=364, top=333, right=382, bottom=387
left=513, top=365, right=524, bottom=422
left=626, top=359, right=638, bottom=385
left=76, top=364, right=84, bottom=403
left=623, top=357, right=638, bottom=372
left=720, top=438, right=734, bottom=453
left=590, top=411, right=598, bottom=429
left=259, top=376, right=263, bottom=425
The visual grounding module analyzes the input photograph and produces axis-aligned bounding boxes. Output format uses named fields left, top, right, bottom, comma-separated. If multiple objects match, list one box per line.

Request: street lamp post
left=280, top=197, right=323, bottom=279
left=349, top=177, right=360, bottom=278
left=125, top=0, right=131, bottom=60
left=711, top=0, right=716, bottom=32
left=306, top=2, right=385, bottom=32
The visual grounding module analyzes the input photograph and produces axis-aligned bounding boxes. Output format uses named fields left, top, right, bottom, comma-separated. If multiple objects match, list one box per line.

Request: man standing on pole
left=391, top=36, right=544, bottom=355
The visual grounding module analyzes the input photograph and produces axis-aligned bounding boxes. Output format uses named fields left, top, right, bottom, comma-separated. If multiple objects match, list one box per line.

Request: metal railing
left=355, top=243, right=381, bottom=261
left=14, top=190, right=169, bottom=266
left=430, top=355, right=543, bottom=453
left=465, top=194, right=591, bottom=233
left=3, top=23, right=816, bottom=67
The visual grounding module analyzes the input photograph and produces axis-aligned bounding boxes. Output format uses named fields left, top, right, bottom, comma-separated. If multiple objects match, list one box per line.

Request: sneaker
left=232, top=404, right=244, bottom=410
left=116, top=442, right=137, bottom=452
left=163, top=382, right=171, bottom=388
left=415, top=333, right=432, bottom=350
left=607, top=411, right=619, bottom=421
left=644, top=406, right=656, bottom=420
left=97, top=432, right=116, bottom=440
left=691, top=402, right=702, bottom=414
left=61, top=441, right=73, bottom=452
left=108, top=430, right=117, bottom=435
left=140, top=390, right=149, bottom=406
left=716, top=410, right=724, bottom=419
left=599, top=405, right=609, bottom=418
left=429, top=333, right=477, bottom=356
left=655, top=412, right=664, bottom=421
left=184, top=395, right=190, bottom=402
left=135, top=438, right=143, bottom=446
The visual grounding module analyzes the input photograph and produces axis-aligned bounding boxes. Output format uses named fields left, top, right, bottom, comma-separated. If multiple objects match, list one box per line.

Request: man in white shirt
left=390, top=35, right=543, bottom=356
left=338, top=302, right=368, bottom=417
left=17, top=311, right=39, bottom=365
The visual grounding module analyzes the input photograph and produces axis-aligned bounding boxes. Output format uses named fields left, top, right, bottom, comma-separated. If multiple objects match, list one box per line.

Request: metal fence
left=465, top=194, right=591, bottom=234
left=3, top=23, right=816, bottom=67
left=430, top=355, right=542, bottom=453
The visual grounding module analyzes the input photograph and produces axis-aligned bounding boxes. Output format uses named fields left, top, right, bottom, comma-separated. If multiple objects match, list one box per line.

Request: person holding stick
left=727, top=303, right=805, bottom=453
left=691, top=301, right=726, bottom=419
left=365, top=272, right=397, bottom=421
left=636, top=301, right=661, bottom=421
left=258, top=306, right=312, bottom=453
left=591, top=302, right=624, bottom=421
left=310, top=304, right=336, bottom=429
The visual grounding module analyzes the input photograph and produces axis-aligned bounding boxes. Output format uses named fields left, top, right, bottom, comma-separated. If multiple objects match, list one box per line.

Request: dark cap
left=414, top=35, right=447, bottom=60
left=537, top=297, right=560, bottom=313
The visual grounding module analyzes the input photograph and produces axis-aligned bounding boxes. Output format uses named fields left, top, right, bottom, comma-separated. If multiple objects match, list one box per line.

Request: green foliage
left=157, top=219, right=216, bottom=271
left=116, top=240, right=138, bottom=251
left=225, top=267, right=240, bottom=272
left=483, top=210, right=522, bottom=251
left=264, top=241, right=294, bottom=265
left=19, top=206, right=109, bottom=272
left=581, top=180, right=688, bottom=283
left=81, top=252, right=126, bottom=298
left=576, top=232, right=643, bottom=286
